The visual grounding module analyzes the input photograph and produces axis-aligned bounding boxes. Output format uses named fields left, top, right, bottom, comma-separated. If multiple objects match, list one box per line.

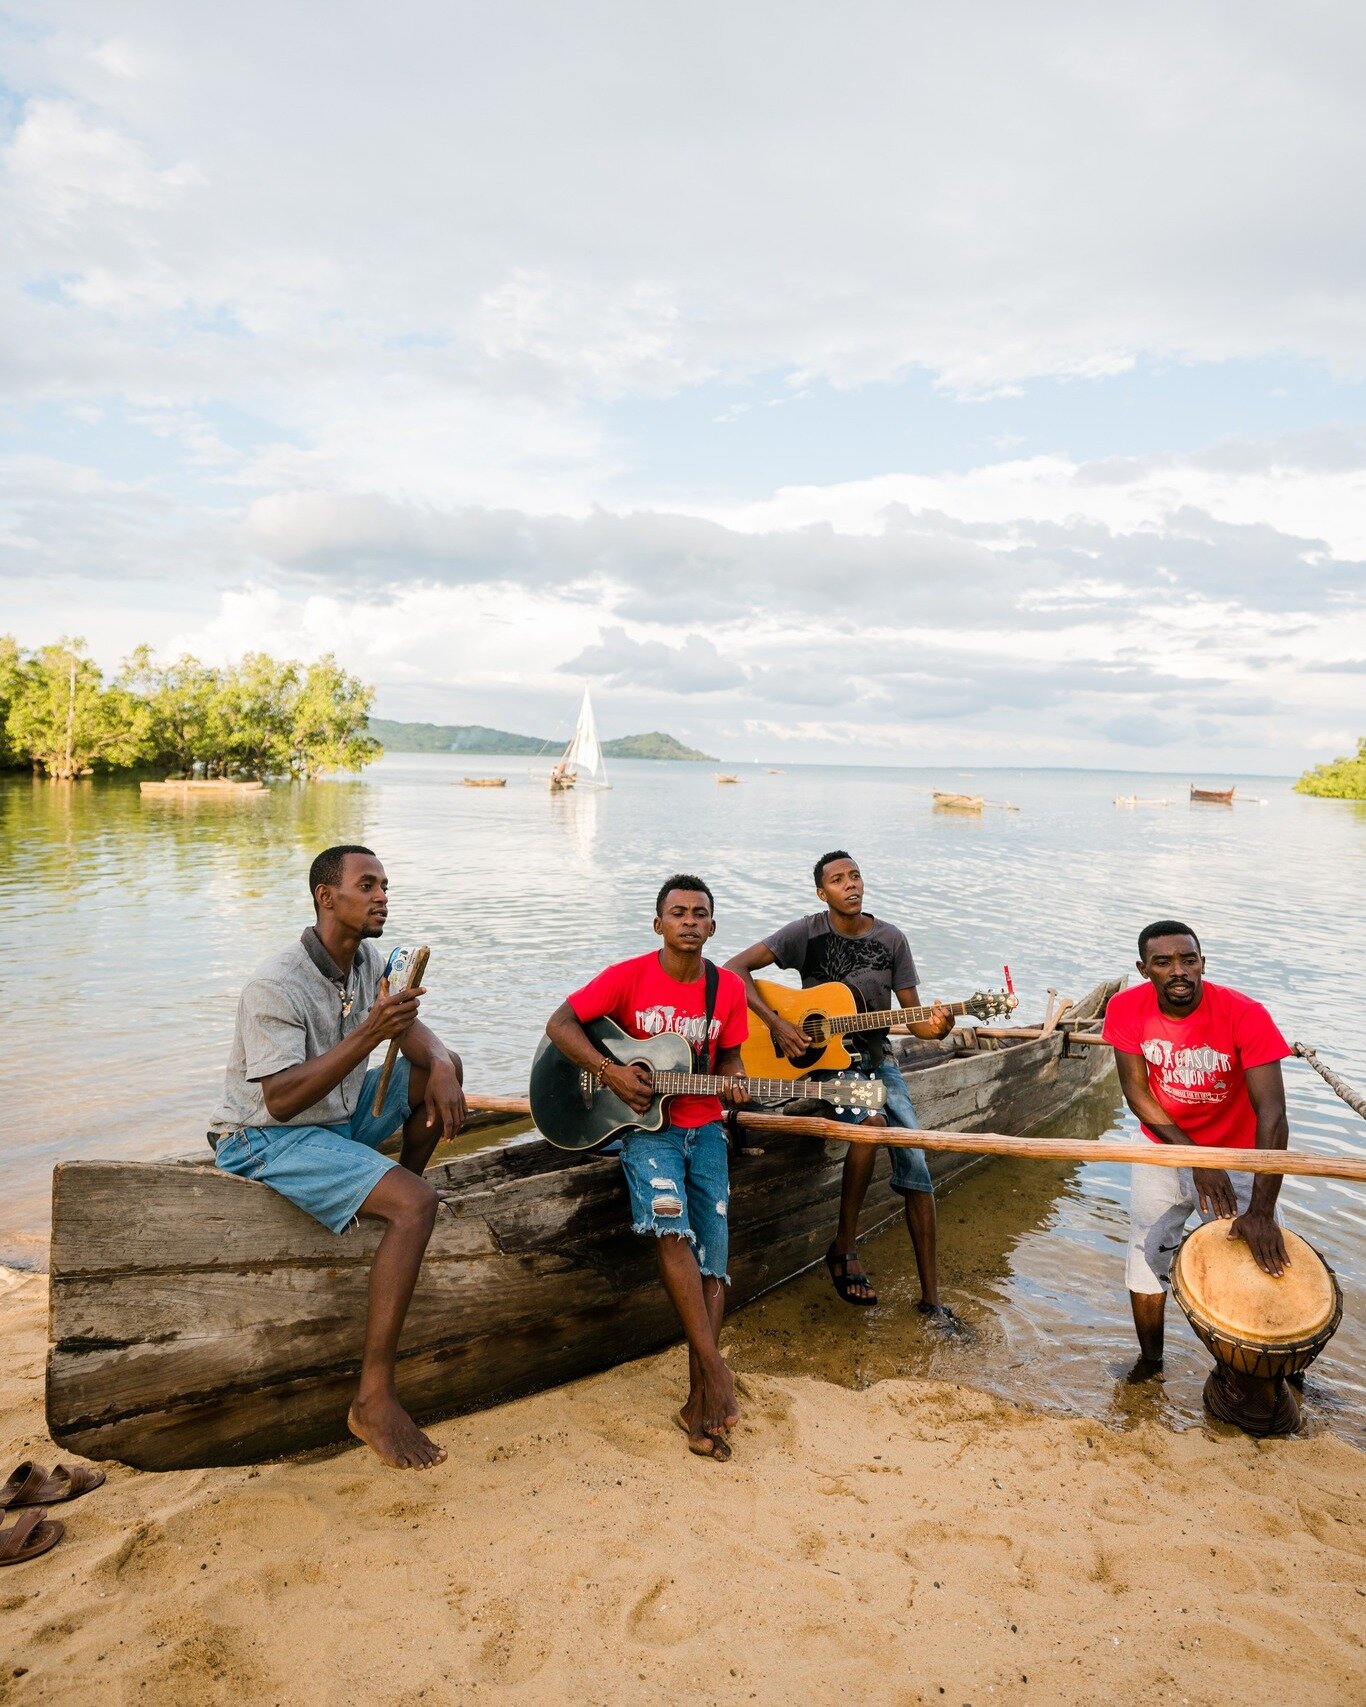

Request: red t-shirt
left=1102, top=980, right=1289, bottom=1147
left=568, top=952, right=749, bottom=1129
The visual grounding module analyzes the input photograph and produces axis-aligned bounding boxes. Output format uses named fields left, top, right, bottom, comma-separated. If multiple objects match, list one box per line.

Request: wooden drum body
left=1171, top=1221, right=1342, bottom=1436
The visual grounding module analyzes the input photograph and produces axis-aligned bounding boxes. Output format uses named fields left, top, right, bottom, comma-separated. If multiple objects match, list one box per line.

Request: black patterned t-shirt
left=762, top=911, right=919, bottom=1063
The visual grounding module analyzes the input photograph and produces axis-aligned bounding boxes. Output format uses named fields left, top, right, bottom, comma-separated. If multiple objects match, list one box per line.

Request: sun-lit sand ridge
left=1, top=1266, right=1363, bottom=1705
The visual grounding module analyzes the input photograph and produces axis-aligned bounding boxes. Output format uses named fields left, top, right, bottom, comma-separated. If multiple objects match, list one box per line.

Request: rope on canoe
left=1294, top=1043, right=1366, bottom=1121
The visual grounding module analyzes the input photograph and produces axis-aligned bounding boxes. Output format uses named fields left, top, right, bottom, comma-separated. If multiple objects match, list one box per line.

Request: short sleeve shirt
left=568, top=952, right=749, bottom=1128
left=763, top=911, right=919, bottom=1062
left=210, top=931, right=387, bottom=1133
left=1102, top=980, right=1290, bottom=1147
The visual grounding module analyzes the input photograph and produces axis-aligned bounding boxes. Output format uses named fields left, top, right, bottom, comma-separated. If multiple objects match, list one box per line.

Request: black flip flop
left=825, top=1244, right=878, bottom=1306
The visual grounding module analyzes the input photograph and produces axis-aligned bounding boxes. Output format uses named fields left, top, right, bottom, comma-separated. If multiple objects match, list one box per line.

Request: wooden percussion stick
left=371, top=945, right=430, bottom=1119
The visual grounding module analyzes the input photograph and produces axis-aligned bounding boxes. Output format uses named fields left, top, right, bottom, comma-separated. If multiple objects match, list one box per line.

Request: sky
left=2, top=1, right=1364, bottom=770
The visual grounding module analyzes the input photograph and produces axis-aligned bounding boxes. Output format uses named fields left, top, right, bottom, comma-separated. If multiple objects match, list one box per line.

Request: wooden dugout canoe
left=1190, top=784, right=1236, bottom=804
left=45, top=979, right=1122, bottom=1471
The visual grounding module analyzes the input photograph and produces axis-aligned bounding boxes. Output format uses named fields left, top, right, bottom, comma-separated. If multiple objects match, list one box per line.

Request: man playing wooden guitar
left=545, top=874, right=750, bottom=1461
left=726, top=850, right=959, bottom=1322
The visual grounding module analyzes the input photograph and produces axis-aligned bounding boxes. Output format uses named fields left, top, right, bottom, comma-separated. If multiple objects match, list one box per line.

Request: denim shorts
left=830, top=1054, right=934, bottom=1195
left=618, top=1121, right=730, bottom=1283
left=213, top=1059, right=413, bottom=1234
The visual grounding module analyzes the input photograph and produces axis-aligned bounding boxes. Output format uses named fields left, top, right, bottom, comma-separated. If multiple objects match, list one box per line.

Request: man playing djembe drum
left=1102, top=920, right=1292, bottom=1381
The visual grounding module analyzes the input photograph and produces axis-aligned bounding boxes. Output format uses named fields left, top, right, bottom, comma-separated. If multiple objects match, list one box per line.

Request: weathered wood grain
left=46, top=980, right=1121, bottom=1468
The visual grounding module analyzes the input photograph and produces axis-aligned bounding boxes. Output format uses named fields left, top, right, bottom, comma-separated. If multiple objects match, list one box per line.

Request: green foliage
left=0, top=636, right=22, bottom=768
left=7, top=637, right=153, bottom=779
left=1294, top=737, right=1366, bottom=799
left=1, top=639, right=384, bottom=782
left=289, top=655, right=381, bottom=780
left=601, top=730, right=715, bottom=761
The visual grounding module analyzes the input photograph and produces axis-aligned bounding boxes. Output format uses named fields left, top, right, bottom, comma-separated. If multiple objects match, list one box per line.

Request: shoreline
left=3, top=1270, right=1363, bottom=1705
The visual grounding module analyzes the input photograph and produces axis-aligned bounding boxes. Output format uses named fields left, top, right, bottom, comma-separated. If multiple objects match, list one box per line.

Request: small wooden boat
left=716, top=774, right=741, bottom=784
left=139, top=779, right=267, bottom=797
left=933, top=791, right=983, bottom=812
left=462, top=777, right=507, bottom=788
left=1190, top=785, right=1236, bottom=804
left=45, top=980, right=1122, bottom=1470
left=1114, top=796, right=1171, bottom=808
left=766, top=768, right=783, bottom=774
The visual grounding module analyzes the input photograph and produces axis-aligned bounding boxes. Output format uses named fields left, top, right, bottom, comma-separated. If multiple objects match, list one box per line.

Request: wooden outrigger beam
left=462, top=1095, right=1366, bottom=1184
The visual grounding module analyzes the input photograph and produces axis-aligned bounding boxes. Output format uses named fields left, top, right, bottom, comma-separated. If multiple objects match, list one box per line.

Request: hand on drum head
left=1191, top=1166, right=1237, bottom=1219
left=1229, top=1211, right=1290, bottom=1279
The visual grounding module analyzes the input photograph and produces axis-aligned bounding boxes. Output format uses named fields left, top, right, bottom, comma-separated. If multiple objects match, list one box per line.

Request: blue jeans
left=214, top=1060, right=413, bottom=1234
left=618, top=1121, right=730, bottom=1283
left=831, top=1055, right=933, bottom=1195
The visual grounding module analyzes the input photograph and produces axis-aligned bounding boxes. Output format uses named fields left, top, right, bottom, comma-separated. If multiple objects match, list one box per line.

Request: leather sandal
left=0, top=1461, right=105, bottom=1511
left=825, top=1243, right=878, bottom=1306
left=0, top=1508, right=64, bottom=1567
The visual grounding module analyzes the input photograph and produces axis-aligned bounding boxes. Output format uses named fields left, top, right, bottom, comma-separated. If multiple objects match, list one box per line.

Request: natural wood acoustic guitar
left=740, top=978, right=1018, bottom=1079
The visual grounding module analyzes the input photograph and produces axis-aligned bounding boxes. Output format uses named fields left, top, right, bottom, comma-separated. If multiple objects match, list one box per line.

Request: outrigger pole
left=462, top=1095, right=1366, bottom=1184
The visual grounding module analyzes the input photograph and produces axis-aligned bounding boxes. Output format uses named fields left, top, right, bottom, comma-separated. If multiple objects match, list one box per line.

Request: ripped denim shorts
left=618, top=1121, right=730, bottom=1283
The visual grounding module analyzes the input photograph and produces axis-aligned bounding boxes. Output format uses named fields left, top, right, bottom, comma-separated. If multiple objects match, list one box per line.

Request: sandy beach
left=2, top=1265, right=1363, bottom=1705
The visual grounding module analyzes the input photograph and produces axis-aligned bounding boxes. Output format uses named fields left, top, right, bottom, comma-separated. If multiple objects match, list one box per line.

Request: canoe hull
left=46, top=981, right=1122, bottom=1470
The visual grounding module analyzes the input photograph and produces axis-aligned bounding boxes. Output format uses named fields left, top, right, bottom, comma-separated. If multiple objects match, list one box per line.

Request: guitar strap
left=693, top=959, right=720, bottom=1073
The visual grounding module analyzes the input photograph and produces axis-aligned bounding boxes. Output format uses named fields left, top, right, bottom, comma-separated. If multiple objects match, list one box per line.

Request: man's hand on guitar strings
left=604, top=1059, right=654, bottom=1114
left=719, top=1077, right=751, bottom=1108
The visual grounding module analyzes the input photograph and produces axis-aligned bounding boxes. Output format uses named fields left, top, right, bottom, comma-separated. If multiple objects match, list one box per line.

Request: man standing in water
left=210, top=844, right=466, bottom=1470
left=1103, top=920, right=1292, bottom=1379
left=726, top=852, right=957, bottom=1321
left=545, top=876, right=750, bottom=1460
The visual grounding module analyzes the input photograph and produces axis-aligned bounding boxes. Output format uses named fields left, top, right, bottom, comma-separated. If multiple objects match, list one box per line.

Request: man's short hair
left=1138, top=919, right=1201, bottom=960
left=655, top=873, right=714, bottom=916
left=309, top=844, right=376, bottom=910
left=813, top=849, right=853, bottom=889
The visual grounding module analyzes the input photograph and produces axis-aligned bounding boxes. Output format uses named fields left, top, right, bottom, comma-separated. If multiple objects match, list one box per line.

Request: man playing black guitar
left=545, top=875, right=750, bottom=1461
left=726, top=851, right=958, bottom=1322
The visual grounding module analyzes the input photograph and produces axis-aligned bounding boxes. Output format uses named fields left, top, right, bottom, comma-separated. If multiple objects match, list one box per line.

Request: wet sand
left=3, top=1266, right=1364, bottom=1705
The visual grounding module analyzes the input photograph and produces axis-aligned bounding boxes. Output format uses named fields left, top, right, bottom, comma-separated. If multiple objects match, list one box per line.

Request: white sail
left=563, top=689, right=605, bottom=780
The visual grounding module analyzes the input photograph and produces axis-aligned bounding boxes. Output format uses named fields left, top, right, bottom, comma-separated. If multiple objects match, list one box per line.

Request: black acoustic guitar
left=530, top=1016, right=886, bottom=1152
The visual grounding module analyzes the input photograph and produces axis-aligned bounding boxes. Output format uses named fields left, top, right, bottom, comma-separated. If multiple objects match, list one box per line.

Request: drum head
left=1173, top=1222, right=1337, bottom=1345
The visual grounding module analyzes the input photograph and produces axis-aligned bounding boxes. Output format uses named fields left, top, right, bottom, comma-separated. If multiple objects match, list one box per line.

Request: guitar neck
left=651, top=1071, right=835, bottom=1102
left=827, top=998, right=971, bottom=1034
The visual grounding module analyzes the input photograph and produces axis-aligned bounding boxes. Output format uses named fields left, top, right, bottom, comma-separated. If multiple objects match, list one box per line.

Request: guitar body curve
left=530, top=1018, right=694, bottom=1152
left=741, top=978, right=858, bottom=1080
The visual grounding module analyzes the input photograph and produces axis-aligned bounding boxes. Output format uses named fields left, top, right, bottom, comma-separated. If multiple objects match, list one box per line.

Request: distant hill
left=368, top=718, right=715, bottom=762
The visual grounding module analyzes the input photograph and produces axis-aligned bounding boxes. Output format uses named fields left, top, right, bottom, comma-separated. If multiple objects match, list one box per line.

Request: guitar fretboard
left=826, top=997, right=976, bottom=1035
left=649, top=1072, right=868, bottom=1103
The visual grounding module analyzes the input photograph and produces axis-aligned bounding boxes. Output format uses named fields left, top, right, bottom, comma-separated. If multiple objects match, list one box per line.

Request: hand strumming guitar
left=769, top=1016, right=811, bottom=1060
left=602, top=1059, right=654, bottom=1114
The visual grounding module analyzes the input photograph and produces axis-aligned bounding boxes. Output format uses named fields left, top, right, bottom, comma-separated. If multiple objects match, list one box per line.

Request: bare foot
left=1124, top=1355, right=1164, bottom=1385
left=675, top=1404, right=731, bottom=1462
left=347, top=1394, right=447, bottom=1469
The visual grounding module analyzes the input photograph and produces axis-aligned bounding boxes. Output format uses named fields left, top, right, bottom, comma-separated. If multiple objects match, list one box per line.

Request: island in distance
left=368, top=717, right=717, bottom=762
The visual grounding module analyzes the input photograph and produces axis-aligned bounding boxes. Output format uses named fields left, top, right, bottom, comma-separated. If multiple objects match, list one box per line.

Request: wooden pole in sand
left=461, top=1095, right=1366, bottom=1184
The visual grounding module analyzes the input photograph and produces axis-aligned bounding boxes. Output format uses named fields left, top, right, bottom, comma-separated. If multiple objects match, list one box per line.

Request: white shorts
left=1126, top=1160, right=1280, bottom=1294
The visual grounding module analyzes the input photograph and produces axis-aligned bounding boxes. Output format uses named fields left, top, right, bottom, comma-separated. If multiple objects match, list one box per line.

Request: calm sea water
left=3, top=757, right=1363, bottom=1439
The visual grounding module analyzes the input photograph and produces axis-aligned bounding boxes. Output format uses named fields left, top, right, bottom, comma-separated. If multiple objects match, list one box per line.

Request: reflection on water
left=3, top=756, right=1363, bottom=1443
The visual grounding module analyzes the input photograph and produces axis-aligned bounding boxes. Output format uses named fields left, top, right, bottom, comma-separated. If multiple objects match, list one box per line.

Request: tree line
left=1294, top=736, right=1366, bottom=800
left=0, top=637, right=381, bottom=782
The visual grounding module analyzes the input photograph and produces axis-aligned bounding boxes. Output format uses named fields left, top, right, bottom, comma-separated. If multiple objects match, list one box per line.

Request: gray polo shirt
left=210, top=931, right=386, bottom=1134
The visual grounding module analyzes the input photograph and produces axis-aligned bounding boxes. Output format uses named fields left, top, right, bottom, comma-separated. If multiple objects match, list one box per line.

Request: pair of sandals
left=0, top=1461, right=105, bottom=1567
left=824, top=1244, right=962, bottom=1328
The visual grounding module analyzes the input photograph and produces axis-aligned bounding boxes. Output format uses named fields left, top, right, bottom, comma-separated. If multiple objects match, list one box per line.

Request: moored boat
left=462, top=777, right=507, bottom=788
left=139, top=779, right=268, bottom=797
left=1190, top=784, right=1236, bottom=803
left=933, top=790, right=983, bottom=811
left=45, top=979, right=1122, bottom=1470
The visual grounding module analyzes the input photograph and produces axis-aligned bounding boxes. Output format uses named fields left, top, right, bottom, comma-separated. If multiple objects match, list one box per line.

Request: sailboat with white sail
left=547, top=689, right=610, bottom=792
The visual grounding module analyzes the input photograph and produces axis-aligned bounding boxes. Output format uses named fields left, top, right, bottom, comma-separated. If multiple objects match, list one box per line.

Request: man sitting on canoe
left=1102, top=919, right=1292, bottom=1381
left=209, top=844, right=466, bottom=1471
left=725, top=852, right=957, bottom=1321
left=545, top=875, right=750, bottom=1460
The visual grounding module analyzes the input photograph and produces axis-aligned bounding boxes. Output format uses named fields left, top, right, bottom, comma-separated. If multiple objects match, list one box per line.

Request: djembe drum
left=1171, top=1221, right=1342, bottom=1438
